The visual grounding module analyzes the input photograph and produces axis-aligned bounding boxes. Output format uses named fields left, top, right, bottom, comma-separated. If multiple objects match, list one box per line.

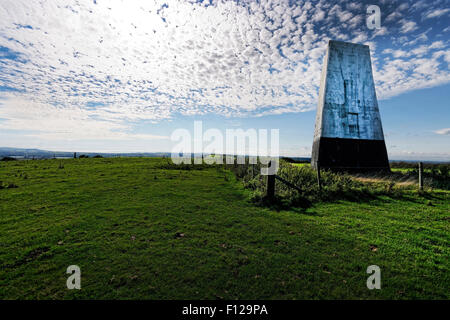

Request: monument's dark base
left=311, top=137, right=390, bottom=171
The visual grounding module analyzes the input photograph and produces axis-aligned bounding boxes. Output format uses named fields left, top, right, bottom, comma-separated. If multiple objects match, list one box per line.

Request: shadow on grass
left=248, top=180, right=442, bottom=212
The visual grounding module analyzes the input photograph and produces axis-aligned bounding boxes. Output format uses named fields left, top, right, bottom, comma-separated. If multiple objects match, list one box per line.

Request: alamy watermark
left=170, top=121, right=280, bottom=175
left=66, top=265, right=81, bottom=290
left=366, top=5, right=381, bottom=30
left=366, top=265, right=381, bottom=290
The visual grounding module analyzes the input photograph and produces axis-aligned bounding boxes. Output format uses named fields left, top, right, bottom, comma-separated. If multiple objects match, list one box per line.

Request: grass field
left=0, top=157, right=449, bottom=299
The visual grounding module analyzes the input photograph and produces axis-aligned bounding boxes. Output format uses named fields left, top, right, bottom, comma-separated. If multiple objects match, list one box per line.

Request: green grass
left=292, top=163, right=310, bottom=168
left=391, top=168, right=412, bottom=173
left=390, top=167, right=431, bottom=174
left=0, top=157, right=449, bottom=299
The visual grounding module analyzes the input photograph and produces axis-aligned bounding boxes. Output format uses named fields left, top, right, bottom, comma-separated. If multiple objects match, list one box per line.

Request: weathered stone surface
left=311, top=40, right=389, bottom=170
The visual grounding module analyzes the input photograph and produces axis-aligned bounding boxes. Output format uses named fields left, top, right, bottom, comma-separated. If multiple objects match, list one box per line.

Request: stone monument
left=311, top=40, right=389, bottom=171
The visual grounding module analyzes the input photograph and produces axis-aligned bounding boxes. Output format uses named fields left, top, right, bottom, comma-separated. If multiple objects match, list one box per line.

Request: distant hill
left=0, top=147, right=448, bottom=163
left=0, top=147, right=171, bottom=159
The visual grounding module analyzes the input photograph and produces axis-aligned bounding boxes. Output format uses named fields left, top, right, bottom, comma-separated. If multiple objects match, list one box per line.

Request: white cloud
left=385, top=11, right=402, bottom=23
left=404, top=29, right=430, bottom=46
left=399, top=20, right=419, bottom=34
left=0, top=95, right=168, bottom=141
left=424, top=8, right=450, bottom=19
left=0, top=0, right=448, bottom=142
left=435, top=128, right=450, bottom=135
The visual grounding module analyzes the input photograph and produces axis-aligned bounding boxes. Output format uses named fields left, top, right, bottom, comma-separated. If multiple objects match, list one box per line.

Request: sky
left=0, top=0, right=449, bottom=160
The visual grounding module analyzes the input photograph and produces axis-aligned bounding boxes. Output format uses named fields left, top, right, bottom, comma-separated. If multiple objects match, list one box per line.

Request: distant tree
left=1, top=156, right=17, bottom=161
left=437, top=165, right=449, bottom=177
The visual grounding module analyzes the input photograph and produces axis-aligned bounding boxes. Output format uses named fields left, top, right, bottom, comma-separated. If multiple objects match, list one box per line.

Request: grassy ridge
left=0, top=157, right=449, bottom=299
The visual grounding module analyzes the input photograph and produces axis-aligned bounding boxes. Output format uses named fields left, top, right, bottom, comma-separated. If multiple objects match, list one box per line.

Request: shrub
left=438, top=165, right=449, bottom=177
left=227, top=159, right=424, bottom=209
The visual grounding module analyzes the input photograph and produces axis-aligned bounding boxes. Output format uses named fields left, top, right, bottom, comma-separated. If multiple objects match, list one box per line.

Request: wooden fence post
left=418, top=162, right=423, bottom=191
left=266, top=161, right=275, bottom=200
left=316, top=161, right=322, bottom=191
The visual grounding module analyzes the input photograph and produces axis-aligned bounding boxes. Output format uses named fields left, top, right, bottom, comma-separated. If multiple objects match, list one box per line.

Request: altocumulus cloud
left=0, top=0, right=449, bottom=139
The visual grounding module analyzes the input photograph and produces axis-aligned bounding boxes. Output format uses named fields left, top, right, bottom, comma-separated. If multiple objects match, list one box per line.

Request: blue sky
left=0, top=0, right=449, bottom=160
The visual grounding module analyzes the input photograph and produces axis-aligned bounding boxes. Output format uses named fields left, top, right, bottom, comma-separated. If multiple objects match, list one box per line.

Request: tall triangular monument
left=311, top=40, right=389, bottom=171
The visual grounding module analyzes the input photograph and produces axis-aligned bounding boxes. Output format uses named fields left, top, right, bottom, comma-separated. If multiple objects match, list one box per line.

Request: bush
left=1, top=157, right=17, bottom=161
left=228, top=159, right=415, bottom=209
left=437, top=165, right=449, bottom=177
